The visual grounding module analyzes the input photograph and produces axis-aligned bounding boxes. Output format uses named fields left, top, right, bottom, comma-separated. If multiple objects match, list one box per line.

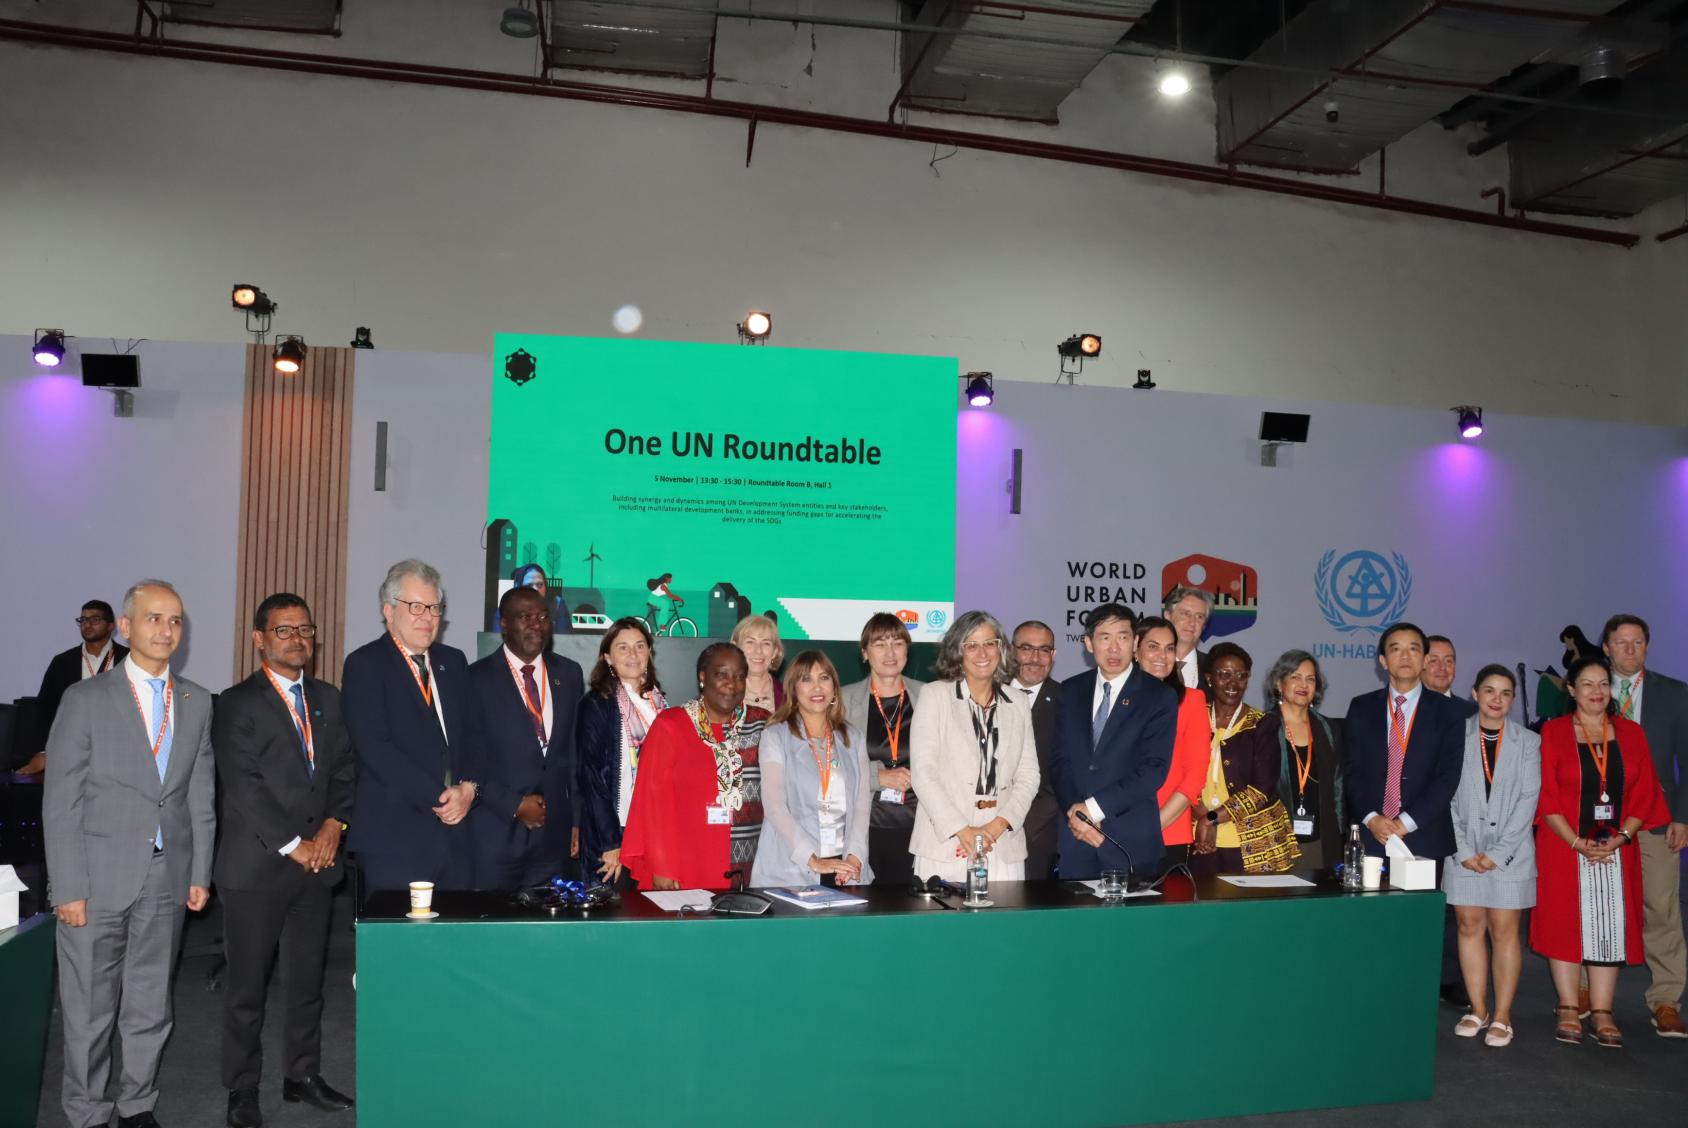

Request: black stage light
left=33, top=328, right=67, bottom=368
left=273, top=335, right=307, bottom=375
left=964, top=372, right=994, bottom=408
left=232, top=284, right=275, bottom=316
left=1455, top=406, right=1484, bottom=439
left=738, top=311, right=772, bottom=343
left=1058, top=333, right=1102, bottom=359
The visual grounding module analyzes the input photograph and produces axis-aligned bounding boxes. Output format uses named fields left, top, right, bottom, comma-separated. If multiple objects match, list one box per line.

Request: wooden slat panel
left=232, top=343, right=357, bottom=686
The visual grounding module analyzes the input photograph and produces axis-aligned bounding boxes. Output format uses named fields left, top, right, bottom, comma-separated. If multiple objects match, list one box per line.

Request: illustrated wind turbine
left=582, top=543, right=603, bottom=587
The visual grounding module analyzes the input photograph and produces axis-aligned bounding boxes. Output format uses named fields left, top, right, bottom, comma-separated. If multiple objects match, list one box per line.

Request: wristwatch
left=1205, top=809, right=1220, bottom=824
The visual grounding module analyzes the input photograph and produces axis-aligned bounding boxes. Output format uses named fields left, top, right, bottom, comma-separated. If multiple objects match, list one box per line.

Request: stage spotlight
left=1058, top=334, right=1102, bottom=359
left=231, top=284, right=275, bottom=316
left=32, top=329, right=67, bottom=368
left=1158, top=71, right=1191, bottom=98
left=273, top=335, right=307, bottom=375
left=738, top=311, right=772, bottom=344
left=964, top=372, right=995, bottom=408
left=350, top=327, right=374, bottom=349
left=1454, top=405, right=1484, bottom=439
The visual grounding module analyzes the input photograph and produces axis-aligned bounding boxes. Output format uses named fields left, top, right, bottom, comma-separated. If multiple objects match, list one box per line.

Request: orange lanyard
left=1287, top=722, right=1314, bottom=794
left=83, top=647, right=112, bottom=678
left=873, top=683, right=906, bottom=764
left=507, top=653, right=547, bottom=731
left=1389, top=694, right=1417, bottom=751
left=263, top=664, right=313, bottom=770
left=1479, top=722, right=1503, bottom=786
left=1577, top=715, right=1612, bottom=800
left=393, top=635, right=433, bottom=707
left=807, top=728, right=834, bottom=798
left=127, top=675, right=172, bottom=760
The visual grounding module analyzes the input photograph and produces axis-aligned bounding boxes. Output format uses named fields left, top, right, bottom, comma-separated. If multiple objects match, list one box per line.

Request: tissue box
left=1388, top=856, right=1436, bottom=891
left=0, top=864, right=27, bottom=930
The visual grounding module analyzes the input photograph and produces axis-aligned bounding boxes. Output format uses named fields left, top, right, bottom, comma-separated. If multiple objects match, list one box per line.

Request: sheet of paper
left=1218, top=874, right=1317, bottom=888
left=1384, top=833, right=1415, bottom=859
left=1076, top=879, right=1161, bottom=899
left=642, top=889, right=715, bottom=912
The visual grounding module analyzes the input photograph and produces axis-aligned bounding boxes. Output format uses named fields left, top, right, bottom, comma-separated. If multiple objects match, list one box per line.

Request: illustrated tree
left=545, top=542, right=562, bottom=579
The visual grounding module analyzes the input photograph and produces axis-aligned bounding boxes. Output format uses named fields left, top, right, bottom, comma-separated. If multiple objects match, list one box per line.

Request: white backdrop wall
left=957, top=381, right=1688, bottom=710
left=2, top=30, right=1685, bottom=433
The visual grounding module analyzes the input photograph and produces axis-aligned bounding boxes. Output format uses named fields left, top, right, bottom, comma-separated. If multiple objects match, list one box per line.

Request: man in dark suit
left=214, top=593, right=356, bottom=1127
left=44, top=580, right=215, bottom=1128
left=465, top=586, right=585, bottom=888
left=20, top=599, right=129, bottom=774
left=341, top=559, right=478, bottom=892
left=1603, top=613, right=1688, bottom=1038
left=1342, top=622, right=1465, bottom=860
left=1049, top=604, right=1176, bottom=882
left=1424, top=635, right=1479, bottom=720
left=1164, top=585, right=1213, bottom=697
left=1010, top=619, right=1062, bottom=880
left=1343, top=621, right=1465, bottom=1001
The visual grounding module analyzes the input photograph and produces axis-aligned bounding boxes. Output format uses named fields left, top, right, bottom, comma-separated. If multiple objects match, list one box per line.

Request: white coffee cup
left=408, top=881, right=435, bottom=916
left=1361, top=856, right=1384, bottom=890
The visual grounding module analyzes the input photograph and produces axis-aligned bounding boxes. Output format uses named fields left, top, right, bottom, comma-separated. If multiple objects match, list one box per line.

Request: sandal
left=1555, top=1005, right=1584, bottom=1045
left=1485, top=1021, right=1515, bottom=1048
left=1590, top=1009, right=1623, bottom=1049
left=1454, top=1012, right=1491, bottom=1038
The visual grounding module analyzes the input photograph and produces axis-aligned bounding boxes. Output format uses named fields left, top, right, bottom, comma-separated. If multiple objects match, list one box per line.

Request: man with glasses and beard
left=20, top=599, right=129, bottom=774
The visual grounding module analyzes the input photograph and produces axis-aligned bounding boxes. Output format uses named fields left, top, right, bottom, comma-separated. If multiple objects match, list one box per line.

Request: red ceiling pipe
left=0, top=17, right=1637, bottom=248
left=1657, top=222, right=1688, bottom=243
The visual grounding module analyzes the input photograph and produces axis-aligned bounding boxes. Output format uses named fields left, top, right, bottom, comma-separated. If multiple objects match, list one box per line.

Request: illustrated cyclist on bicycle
left=645, top=573, right=685, bottom=632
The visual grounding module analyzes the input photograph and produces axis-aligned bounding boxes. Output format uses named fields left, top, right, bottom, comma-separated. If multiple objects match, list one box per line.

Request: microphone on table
left=1074, top=809, right=1143, bottom=892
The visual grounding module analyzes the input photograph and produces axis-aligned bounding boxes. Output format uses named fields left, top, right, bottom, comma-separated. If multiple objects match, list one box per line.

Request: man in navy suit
left=1049, top=604, right=1176, bottom=881
left=341, top=559, right=478, bottom=891
left=465, top=586, right=585, bottom=888
left=1342, top=621, right=1465, bottom=862
left=1423, top=635, right=1479, bottom=720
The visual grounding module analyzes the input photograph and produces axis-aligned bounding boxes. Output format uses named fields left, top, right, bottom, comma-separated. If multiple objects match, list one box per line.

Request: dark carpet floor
left=31, top=862, right=1688, bottom=1127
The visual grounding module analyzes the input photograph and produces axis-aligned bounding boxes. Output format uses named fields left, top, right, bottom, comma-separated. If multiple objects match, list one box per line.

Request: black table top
left=357, top=872, right=1431, bottom=925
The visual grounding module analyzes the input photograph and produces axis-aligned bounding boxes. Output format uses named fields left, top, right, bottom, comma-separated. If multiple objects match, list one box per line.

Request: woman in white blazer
left=752, top=650, right=875, bottom=888
left=1443, top=664, right=1541, bottom=1048
left=909, top=610, right=1040, bottom=882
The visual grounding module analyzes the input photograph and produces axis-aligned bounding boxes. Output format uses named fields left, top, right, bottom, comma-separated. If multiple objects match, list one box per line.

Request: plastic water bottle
left=1342, top=824, right=1365, bottom=891
left=968, top=834, right=990, bottom=903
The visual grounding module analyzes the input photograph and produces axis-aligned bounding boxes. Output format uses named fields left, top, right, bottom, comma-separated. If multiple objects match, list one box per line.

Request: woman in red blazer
left=1133, top=617, right=1211, bottom=869
left=1532, top=657, right=1670, bottom=1048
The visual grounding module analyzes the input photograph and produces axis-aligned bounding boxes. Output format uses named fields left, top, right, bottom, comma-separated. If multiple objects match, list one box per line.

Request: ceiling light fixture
left=500, top=5, right=539, bottom=38
left=964, top=372, right=995, bottom=408
left=232, top=283, right=276, bottom=342
left=1158, top=70, right=1191, bottom=98
left=273, top=335, right=307, bottom=375
left=738, top=310, right=772, bottom=344
left=32, top=328, right=67, bottom=368
left=1454, top=405, right=1484, bottom=439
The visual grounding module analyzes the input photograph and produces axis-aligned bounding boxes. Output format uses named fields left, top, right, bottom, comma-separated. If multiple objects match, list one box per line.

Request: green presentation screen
left=487, top=335, right=957, bottom=641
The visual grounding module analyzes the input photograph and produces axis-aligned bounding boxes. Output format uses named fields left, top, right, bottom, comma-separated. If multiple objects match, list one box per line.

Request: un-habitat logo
left=1314, top=550, right=1412, bottom=635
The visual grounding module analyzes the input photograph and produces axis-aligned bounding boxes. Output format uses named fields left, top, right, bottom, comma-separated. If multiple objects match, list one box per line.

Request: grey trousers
left=56, top=852, right=186, bottom=1128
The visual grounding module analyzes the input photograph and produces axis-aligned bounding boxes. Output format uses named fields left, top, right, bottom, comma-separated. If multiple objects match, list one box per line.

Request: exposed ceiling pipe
left=0, top=17, right=1637, bottom=247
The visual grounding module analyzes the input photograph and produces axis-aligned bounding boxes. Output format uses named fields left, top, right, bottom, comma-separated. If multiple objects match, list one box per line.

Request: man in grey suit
left=1603, top=613, right=1688, bottom=1039
left=44, top=580, right=217, bottom=1128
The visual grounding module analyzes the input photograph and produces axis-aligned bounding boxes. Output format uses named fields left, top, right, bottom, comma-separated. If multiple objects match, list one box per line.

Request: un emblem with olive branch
left=1315, top=550, right=1412, bottom=635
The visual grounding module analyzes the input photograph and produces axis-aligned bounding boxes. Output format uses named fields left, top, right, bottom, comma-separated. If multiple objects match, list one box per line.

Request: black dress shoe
left=283, top=1074, right=355, bottom=1112
left=117, top=1114, right=163, bottom=1128
left=228, top=1086, right=263, bottom=1128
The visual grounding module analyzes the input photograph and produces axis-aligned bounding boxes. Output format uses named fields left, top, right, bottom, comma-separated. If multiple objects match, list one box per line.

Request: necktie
left=520, top=663, right=548, bottom=749
left=1618, top=678, right=1634, bottom=720
left=411, top=653, right=431, bottom=694
left=288, top=683, right=313, bottom=776
left=148, top=678, right=173, bottom=849
left=1021, top=687, right=1034, bottom=700
left=1093, top=680, right=1113, bottom=748
left=1383, top=694, right=1407, bottom=819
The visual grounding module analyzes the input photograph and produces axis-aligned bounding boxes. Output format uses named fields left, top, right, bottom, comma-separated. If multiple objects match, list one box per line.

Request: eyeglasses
left=963, top=639, right=1002, bottom=655
left=1014, top=644, right=1054, bottom=656
left=392, top=600, right=445, bottom=618
left=74, top=615, right=111, bottom=625
left=267, top=624, right=318, bottom=640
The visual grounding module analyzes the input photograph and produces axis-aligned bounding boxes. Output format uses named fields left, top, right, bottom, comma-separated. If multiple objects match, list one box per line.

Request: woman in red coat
left=1132, top=617, right=1211, bottom=869
left=1532, top=657, right=1670, bottom=1048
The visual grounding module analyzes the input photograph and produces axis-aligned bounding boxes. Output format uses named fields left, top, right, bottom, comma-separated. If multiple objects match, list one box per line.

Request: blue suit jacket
left=1341, top=686, right=1465, bottom=858
left=1049, top=666, right=1176, bottom=879
left=341, top=634, right=474, bottom=887
left=464, top=648, right=585, bottom=884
